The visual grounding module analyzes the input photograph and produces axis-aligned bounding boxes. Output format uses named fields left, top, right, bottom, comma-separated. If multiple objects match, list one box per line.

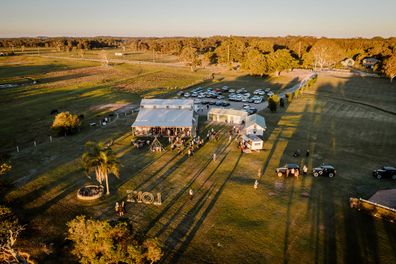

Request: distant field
left=1, top=55, right=396, bottom=263
left=10, top=47, right=181, bottom=63
left=0, top=55, right=210, bottom=150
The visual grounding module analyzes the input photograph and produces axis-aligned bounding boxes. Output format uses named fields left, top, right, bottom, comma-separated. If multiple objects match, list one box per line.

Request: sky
left=0, top=0, right=395, bottom=38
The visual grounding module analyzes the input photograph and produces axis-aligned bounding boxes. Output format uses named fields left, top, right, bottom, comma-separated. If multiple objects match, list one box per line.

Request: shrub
left=67, top=216, right=163, bottom=264
left=268, top=94, right=279, bottom=113
left=51, top=112, right=81, bottom=135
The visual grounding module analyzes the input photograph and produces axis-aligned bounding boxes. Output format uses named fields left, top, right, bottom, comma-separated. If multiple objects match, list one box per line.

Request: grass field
left=1, top=55, right=396, bottom=263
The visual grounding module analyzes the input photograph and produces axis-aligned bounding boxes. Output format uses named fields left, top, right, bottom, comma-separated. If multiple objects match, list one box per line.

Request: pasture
left=1, top=55, right=396, bottom=264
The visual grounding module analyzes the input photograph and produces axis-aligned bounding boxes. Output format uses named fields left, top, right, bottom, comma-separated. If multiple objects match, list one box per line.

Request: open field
left=1, top=56, right=396, bottom=263
left=0, top=55, right=210, bottom=150
left=8, top=47, right=181, bottom=63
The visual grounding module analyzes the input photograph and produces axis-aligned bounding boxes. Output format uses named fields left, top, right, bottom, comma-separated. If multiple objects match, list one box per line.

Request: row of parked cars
left=178, top=86, right=272, bottom=105
left=276, top=164, right=337, bottom=178
left=275, top=164, right=396, bottom=180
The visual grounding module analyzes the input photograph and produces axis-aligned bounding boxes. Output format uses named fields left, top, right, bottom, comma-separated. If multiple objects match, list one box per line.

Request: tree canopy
left=383, top=55, right=396, bottom=82
left=51, top=112, right=81, bottom=135
left=67, top=216, right=162, bottom=264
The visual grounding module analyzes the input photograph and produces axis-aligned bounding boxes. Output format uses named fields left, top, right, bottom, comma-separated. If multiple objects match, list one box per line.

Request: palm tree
left=82, top=141, right=120, bottom=195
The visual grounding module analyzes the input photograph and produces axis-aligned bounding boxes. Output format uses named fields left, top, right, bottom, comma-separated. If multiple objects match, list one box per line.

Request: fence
left=3, top=109, right=138, bottom=156
left=350, top=197, right=396, bottom=223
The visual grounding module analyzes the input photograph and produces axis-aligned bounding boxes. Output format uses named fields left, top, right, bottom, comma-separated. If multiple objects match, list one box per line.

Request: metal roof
left=208, top=108, right=248, bottom=117
left=245, top=114, right=266, bottom=129
left=140, top=99, right=193, bottom=108
left=132, top=108, right=194, bottom=128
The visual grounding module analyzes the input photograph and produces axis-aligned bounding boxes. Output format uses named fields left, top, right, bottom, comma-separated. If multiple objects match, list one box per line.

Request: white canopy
left=132, top=108, right=194, bottom=128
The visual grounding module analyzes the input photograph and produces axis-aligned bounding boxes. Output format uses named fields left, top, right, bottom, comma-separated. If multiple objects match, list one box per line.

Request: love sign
left=126, top=190, right=162, bottom=206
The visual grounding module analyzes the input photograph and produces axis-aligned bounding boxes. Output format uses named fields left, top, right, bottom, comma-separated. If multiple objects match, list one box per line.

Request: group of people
left=206, top=128, right=220, bottom=142
left=115, top=201, right=126, bottom=216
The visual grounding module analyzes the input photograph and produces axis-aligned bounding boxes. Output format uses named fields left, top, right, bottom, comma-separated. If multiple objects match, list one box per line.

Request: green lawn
left=1, top=56, right=396, bottom=263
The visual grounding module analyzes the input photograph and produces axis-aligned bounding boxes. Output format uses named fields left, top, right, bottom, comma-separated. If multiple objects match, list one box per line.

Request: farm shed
left=208, top=108, right=248, bottom=124
left=132, top=99, right=198, bottom=137
left=242, top=134, right=263, bottom=151
left=243, top=114, right=266, bottom=136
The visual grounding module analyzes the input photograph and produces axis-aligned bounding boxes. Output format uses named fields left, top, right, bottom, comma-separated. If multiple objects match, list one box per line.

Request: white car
left=184, top=93, right=191, bottom=97
left=229, top=89, right=236, bottom=93
left=254, top=98, right=263, bottom=104
left=267, top=91, right=274, bottom=97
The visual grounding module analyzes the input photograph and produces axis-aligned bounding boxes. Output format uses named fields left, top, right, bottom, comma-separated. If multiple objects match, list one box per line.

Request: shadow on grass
left=166, top=152, right=243, bottom=263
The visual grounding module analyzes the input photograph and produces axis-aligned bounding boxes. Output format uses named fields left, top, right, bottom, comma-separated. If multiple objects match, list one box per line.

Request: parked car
left=191, top=92, right=198, bottom=97
left=184, top=93, right=191, bottom=98
left=276, top=164, right=300, bottom=177
left=265, top=88, right=271, bottom=93
left=229, top=89, right=236, bottom=93
left=217, top=95, right=225, bottom=100
left=254, top=98, right=263, bottom=104
left=373, top=166, right=396, bottom=180
left=201, top=100, right=209, bottom=105
left=313, top=164, right=336, bottom=177
left=222, top=86, right=229, bottom=91
left=215, top=100, right=223, bottom=106
left=221, top=101, right=230, bottom=107
left=209, top=101, right=216, bottom=105
left=177, top=91, right=184, bottom=96
left=267, top=91, right=274, bottom=97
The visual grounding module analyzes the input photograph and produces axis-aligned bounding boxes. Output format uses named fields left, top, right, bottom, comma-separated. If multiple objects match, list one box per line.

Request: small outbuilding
left=207, top=108, right=248, bottom=124
left=341, top=58, right=355, bottom=67
left=243, top=114, right=266, bottom=136
left=242, top=134, right=263, bottom=151
left=362, top=57, right=381, bottom=69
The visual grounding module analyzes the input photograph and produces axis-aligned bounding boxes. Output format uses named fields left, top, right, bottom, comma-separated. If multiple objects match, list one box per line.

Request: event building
left=131, top=99, right=198, bottom=137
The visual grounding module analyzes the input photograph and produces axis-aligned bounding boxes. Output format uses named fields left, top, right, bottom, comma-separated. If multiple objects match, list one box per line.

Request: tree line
left=1, top=36, right=395, bottom=80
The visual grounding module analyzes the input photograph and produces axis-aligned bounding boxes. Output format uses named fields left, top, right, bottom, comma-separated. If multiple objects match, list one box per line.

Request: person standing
left=306, top=149, right=310, bottom=157
left=303, top=165, right=308, bottom=175
left=120, top=201, right=125, bottom=216
left=115, top=202, right=119, bottom=215
left=213, top=153, right=217, bottom=161
left=254, top=180, right=259, bottom=189
left=189, top=189, right=194, bottom=200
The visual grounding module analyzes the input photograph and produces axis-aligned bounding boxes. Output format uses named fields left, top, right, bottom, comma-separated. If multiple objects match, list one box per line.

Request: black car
left=221, top=101, right=230, bottom=107
left=313, top=164, right=336, bottom=177
left=276, top=164, right=300, bottom=177
left=373, top=166, right=396, bottom=180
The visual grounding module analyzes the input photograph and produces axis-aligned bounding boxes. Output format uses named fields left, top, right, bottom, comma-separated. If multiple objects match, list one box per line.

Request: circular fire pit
left=77, top=185, right=104, bottom=201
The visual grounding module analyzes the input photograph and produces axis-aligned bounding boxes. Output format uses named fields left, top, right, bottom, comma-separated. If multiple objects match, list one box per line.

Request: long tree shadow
left=166, top=152, right=243, bottom=263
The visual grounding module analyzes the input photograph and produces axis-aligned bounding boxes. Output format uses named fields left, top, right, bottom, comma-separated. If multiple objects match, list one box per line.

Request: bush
left=285, top=93, right=293, bottom=102
left=51, top=112, right=81, bottom=135
left=67, top=216, right=163, bottom=264
left=268, top=94, right=279, bottom=113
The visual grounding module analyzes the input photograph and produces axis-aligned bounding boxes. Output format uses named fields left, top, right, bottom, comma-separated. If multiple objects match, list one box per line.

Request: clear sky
left=1, top=0, right=395, bottom=38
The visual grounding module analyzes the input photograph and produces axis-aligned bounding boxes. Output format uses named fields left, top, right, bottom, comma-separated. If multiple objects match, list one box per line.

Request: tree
left=82, top=141, right=120, bottom=195
left=179, top=47, right=200, bottom=71
left=0, top=162, right=11, bottom=175
left=143, top=239, right=163, bottom=264
left=51, top=112, right=81, bottom=135
left=268, top=95, right=280, bottom=112
left=67, top=216, right=162, bottom=264
left=242, top=49, right=268, bottom=76
left=0, top=206, right=32, bottom=263
left=383, top=55, right=396, bottom=82
left=266, top=49, right=297, bottom=76
left=308, top=39, right=344, bottom=69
